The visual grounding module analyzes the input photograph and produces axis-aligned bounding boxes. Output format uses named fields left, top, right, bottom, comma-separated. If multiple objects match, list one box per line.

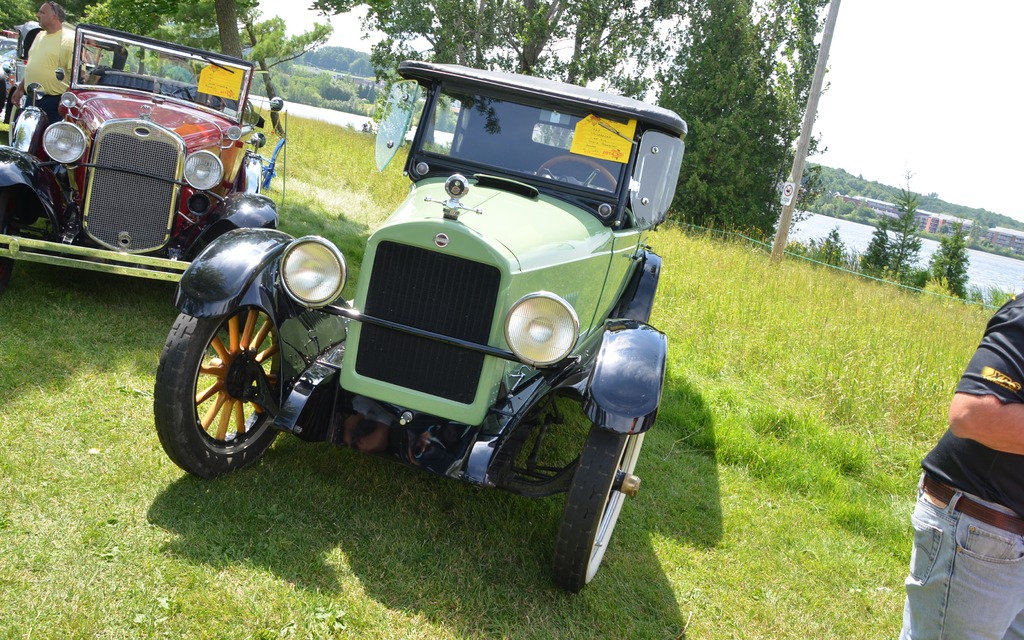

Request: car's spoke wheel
left=153, top=309, right=281, bottom=478
left=553, top=428, right=645, bottom=591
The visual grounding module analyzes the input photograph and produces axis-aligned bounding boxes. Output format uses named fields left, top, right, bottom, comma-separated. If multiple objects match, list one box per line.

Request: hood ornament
left=424, top=174, right=483, bottom=221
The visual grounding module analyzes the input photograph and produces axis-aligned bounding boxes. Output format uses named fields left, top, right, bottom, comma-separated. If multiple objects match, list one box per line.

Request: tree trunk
left=214, top=0, right=243, bottom=58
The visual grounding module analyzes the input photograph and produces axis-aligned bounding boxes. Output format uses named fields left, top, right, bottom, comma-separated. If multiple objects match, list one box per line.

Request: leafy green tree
left=1, top=1, right=38, bottom=30
left=311, top=0, right=680, bottom=94
left=816, top=227, right=847, bottom=267
left=657, top=0, right=827, bottom=237
left=929, top=223, right=970, bottom=299
left=81, top=0, right=177, bottom=34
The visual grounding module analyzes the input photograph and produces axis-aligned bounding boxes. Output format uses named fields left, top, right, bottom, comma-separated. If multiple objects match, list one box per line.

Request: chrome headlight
left=183, top=150, right=223, bottom=190
left=42, top=122, right=86, bottom=163
left=280, top=237, right=347, bottom=308
left=505, top=292, right=579, bottom=367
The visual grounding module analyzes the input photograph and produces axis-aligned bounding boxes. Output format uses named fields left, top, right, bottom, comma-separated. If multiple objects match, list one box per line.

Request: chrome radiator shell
left=83, top=120, right=184, bottom=253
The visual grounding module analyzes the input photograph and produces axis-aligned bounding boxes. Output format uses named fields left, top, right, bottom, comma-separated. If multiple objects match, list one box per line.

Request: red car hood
left=69, top=90, right=231, bottom=149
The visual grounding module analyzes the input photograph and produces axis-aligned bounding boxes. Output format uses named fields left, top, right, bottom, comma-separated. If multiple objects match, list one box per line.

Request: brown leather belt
left=923, top=474, right=1024, bottom=536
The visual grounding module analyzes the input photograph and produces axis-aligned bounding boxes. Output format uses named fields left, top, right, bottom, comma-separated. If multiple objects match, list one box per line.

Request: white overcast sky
left=258, top=0, right=1024, bottom=222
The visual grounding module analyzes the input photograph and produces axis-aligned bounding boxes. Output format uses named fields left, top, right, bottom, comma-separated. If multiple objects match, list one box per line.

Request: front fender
left=0, top=146, right=61, bottom=228
left=583, top=319, right=667, bottom=435
left=187, top=192, right=279, bottom=258
left=614, top=250, right=662, bottom=323
left=175, top=227, right=294, bottom=318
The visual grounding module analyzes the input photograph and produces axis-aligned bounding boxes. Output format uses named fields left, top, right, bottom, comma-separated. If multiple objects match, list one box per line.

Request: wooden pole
left=770, top=0, right=842, bottom=262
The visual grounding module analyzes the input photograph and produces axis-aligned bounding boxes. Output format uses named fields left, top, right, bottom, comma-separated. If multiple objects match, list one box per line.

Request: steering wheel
left=537, top=155, right=618, bottom=190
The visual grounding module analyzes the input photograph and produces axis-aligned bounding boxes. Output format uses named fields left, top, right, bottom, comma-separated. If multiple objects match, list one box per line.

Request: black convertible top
left=398, top=60, right=686, bottom=137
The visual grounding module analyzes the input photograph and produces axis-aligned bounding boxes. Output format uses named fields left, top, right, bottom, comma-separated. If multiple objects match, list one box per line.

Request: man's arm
left=949, top=392, right=1024, bottom=454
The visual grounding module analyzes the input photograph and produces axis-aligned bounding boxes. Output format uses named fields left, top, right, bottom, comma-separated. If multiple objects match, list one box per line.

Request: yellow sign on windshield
left=198, top=65, right=243, bottom=100
left=570, top=116, right=636, bottom=164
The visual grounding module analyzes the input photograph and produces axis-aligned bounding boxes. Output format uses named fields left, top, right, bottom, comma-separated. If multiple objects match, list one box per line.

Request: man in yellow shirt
left=10, top=2, right=74, bottom=125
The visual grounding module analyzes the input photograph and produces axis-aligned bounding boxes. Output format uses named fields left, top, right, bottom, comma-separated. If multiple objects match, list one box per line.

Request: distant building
left=836, top=194, right=973, bottom=234
left=986, top=227, right=1024, bottom=254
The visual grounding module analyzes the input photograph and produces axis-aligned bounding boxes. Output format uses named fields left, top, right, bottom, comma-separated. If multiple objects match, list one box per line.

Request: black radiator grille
left=84, top=121, right=182, bottom=253
left=356, top=241, right=501, bottom=404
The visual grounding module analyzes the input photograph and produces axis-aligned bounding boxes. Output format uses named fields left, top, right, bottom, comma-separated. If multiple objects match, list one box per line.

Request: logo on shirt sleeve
left=981, top=366, right=1022, bottom=392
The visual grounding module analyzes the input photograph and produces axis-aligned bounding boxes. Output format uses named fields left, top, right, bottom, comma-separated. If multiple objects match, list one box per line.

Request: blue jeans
left=901, top=479, right=1024, bottom=639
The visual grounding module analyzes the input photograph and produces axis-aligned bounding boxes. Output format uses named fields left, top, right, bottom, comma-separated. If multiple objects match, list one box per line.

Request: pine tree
left=861, top=218, right=891, bottom=277
left=888, top=185, right=923, bottom=283
left=929, top=223, right=971, bottom=298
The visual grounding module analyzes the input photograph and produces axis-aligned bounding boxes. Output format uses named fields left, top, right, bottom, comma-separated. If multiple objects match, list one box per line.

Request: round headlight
left=183, top=151, right=223, bottom=190
left=280, top=237, right=347, bottom=308
left=42, top=122, right=86, bottom=163
left=505, top=292, right=579, bottom=367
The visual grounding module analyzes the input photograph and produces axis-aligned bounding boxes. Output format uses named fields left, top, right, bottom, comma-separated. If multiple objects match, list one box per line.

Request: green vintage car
left=153, top=60, right=686, bottom=591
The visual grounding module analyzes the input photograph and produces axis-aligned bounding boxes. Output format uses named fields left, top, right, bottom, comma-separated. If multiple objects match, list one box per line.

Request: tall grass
left=0, top=115, right=997, bottom=638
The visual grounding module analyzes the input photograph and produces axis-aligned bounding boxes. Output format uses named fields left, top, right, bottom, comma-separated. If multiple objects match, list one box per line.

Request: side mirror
left=269, top=96, right=284, bottom=112
left=250, top=132, right=267, bottom=150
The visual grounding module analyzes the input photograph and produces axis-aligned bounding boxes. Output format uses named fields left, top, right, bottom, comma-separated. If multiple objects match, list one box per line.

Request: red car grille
left=83, top=120, right=183, bottom=253
left=356, top=241, right=501, bottom=404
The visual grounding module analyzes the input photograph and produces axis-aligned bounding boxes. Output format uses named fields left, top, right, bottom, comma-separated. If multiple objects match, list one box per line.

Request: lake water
left=788, top=213, right=1024, bottom=294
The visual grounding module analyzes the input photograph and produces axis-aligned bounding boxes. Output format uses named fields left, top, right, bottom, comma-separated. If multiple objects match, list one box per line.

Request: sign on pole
left=780, top=181, right=796, bottom=207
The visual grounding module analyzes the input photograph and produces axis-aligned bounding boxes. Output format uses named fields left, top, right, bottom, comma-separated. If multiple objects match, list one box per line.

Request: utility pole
left=770, top=0, right=842, bottom=262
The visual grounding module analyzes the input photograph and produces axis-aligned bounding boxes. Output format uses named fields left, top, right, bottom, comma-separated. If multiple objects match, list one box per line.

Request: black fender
left=613, top=249, right=662, bottom=323
left=175, top=227, right=294, bottom=318
left=0, top=145, right=61, bottom=228
left=583, top=319, right=667, bottom=435
left=187, top=192, right=279, bottom=258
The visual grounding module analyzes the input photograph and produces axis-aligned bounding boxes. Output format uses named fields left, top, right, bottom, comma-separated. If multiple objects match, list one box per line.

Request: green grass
left=0, top=117, right=995, bottom=638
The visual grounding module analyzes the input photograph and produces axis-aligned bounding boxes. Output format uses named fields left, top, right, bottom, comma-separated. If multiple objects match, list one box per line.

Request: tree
left=861, top=217, right=892, bottom=277
left=887, top=182, right=923, bottom=282
left=657, top=0, right=828, bottom=237
left=859, top=178, right=924, bottom=286
left=241, top=10, right=331, bottom=133
left=311, top=0, right=680, bottom=94
left=1, top=0, right=37, bottom=30
left=929, top=223, right=970, bottom=299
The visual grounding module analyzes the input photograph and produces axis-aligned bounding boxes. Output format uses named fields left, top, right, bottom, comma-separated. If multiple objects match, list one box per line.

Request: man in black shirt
left=901, top=295, right=1024, bottom=639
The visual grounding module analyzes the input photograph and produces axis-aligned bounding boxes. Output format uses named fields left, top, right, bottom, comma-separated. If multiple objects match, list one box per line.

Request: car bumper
left=0, top=232, right=188, bottom=282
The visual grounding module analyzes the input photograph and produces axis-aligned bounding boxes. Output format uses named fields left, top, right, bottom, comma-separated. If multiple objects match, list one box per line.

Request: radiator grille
left=84, top=121, right=183, bottom=253
left=356, top=241, right=501, bottom=404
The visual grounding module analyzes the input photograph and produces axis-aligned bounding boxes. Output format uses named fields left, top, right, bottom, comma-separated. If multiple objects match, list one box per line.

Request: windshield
left=420, top=89, right=634, bottom=194
left=70, top=26, right=253, bottom=122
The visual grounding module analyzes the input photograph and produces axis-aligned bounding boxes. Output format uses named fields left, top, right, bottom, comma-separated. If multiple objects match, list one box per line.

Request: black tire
left=153, top=309, right=281, bottom=479
left=553, top=428, right=645, bottom=591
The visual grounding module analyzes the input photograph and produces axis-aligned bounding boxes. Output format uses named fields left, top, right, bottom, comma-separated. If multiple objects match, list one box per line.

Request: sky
left=257, top=0, right=1024, bottom=222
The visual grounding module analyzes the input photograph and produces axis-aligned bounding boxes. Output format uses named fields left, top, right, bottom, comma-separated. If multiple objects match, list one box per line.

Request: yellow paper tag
left=569, top=115, right=636, bottom=164
left=198, top=65, right=243, bottom=100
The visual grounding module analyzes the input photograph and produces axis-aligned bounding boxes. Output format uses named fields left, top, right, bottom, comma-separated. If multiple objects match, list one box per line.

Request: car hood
left=388, top=179, right=614, bottom=272
left=69, top=90, right=231, bottom=148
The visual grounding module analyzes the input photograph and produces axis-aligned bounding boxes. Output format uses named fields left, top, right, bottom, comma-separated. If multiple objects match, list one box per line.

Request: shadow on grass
left=146, top=416, right=704, bottom=637
left=0, top=262, right=179, bottom=403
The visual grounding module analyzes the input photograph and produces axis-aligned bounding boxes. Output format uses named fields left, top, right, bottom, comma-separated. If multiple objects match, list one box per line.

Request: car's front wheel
left=553, top=428, right=644, bottom=592
left=153, top=309, right=281, bottom=479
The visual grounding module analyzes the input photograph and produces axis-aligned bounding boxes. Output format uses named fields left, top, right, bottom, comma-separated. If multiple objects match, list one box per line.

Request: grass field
left=0, top=117, right=997, bottom=638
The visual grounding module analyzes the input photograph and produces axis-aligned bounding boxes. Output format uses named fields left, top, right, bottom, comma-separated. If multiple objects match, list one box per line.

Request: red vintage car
left=0, top=24, right=279, bottom=296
